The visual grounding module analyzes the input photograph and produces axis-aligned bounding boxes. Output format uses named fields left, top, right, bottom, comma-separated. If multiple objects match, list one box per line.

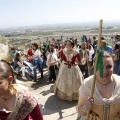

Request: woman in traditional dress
left=54, top=40, right=83, bottom=101
left=0, top=60, right=43, bottom=120
left=77, top=51, right=120, bottom=120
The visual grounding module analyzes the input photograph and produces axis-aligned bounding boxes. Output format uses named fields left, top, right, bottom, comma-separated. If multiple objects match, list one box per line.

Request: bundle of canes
left=85, top=19, right=103, bottom=120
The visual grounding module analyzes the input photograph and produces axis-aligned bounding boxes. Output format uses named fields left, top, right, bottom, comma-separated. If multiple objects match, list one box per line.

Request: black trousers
left=49, top=65, right=57, bottom=81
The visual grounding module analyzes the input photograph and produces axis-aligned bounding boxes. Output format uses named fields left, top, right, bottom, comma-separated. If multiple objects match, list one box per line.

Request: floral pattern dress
left=54, top=48, right=83, bottom=101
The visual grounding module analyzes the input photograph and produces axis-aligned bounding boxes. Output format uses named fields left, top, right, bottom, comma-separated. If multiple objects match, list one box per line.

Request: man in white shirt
left=79, top=42, right=89, bottom=78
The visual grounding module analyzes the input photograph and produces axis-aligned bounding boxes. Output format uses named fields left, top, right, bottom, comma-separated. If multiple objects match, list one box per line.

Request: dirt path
left=17, top=70, right=78, bottom=120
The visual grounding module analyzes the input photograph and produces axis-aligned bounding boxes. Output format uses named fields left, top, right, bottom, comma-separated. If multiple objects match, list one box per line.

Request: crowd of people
left=0, top=34, right=120, bottom=120
left=7, top=35, right=120, bottom=80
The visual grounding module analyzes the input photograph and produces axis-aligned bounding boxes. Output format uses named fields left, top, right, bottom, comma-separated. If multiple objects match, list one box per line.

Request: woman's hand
left=84, top=97, right=94, bottom=111
left=57, top=58, right=61, bottom=62
left=77, top=97, right=94, bottom=116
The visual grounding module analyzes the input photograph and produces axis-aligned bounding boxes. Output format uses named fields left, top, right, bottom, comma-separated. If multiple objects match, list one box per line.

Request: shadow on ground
left=40, top=85, right=54, bottom=96
left=30, top=71, right=52, bottom=90
left=32, top=68, right=94, bottom=119
left=39, top=95, right=77, bottom=119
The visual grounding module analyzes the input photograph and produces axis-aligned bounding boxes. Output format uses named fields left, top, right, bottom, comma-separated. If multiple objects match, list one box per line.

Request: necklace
left=2, top=97, right=7, bottom=103
left=97, top=80, right=112, bottom=89
left=1, top=89, right=17, bottom=104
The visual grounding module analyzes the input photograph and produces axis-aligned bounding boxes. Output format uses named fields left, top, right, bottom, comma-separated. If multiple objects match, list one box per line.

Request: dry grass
left=5, top=28, right=120, bottom=50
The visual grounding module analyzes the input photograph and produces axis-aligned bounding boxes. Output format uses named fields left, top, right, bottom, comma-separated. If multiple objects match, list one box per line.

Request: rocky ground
left=17, top=69, right=79, bottom=120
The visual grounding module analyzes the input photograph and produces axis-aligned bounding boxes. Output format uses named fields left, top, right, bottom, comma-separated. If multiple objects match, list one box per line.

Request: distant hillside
left=0, top=20, right=120, bottom=34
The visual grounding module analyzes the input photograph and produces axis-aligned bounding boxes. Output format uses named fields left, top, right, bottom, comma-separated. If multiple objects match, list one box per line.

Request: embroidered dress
left=54, top=48, right=83, bottom=101
left=78, top=74, right=120, bottom=120
left=0, top=88, right=43, bottom=120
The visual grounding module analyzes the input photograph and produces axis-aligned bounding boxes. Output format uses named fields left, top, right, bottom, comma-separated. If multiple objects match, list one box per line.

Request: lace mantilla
left=7, top=89, right=37, bottom=120
left=63, top=48, right=78, bottom=62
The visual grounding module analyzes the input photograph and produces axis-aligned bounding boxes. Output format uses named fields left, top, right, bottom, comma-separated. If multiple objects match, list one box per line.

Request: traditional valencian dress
left=54, top=48, right=83, bottom=101
left=78, top=74, right=120, bottom=120
left=0, top=87, right=43, bottom=120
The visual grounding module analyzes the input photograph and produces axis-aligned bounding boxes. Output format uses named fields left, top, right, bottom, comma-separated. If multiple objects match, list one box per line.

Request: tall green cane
left=86, top=20, right=103, bottom=120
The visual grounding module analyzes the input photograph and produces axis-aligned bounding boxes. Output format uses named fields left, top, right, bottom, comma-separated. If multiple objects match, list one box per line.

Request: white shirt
left=51, top=53, right=58, bottom=62
left=89, top=46, right=94, bottom=61
left=46, top=53, right=58, bottom=67
left=54, top=48, right=57, bottom=55
left=82, top=50, right=85, bottom=58
left=33, top=49, right=41, bottom=60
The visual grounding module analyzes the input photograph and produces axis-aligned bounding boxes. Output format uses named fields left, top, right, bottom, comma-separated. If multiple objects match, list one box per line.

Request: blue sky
left=0, top=0, right=120, bottom=28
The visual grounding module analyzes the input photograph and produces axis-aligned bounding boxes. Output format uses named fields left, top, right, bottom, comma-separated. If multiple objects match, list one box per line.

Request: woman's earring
left=9, top=76, right=13, bottom=83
